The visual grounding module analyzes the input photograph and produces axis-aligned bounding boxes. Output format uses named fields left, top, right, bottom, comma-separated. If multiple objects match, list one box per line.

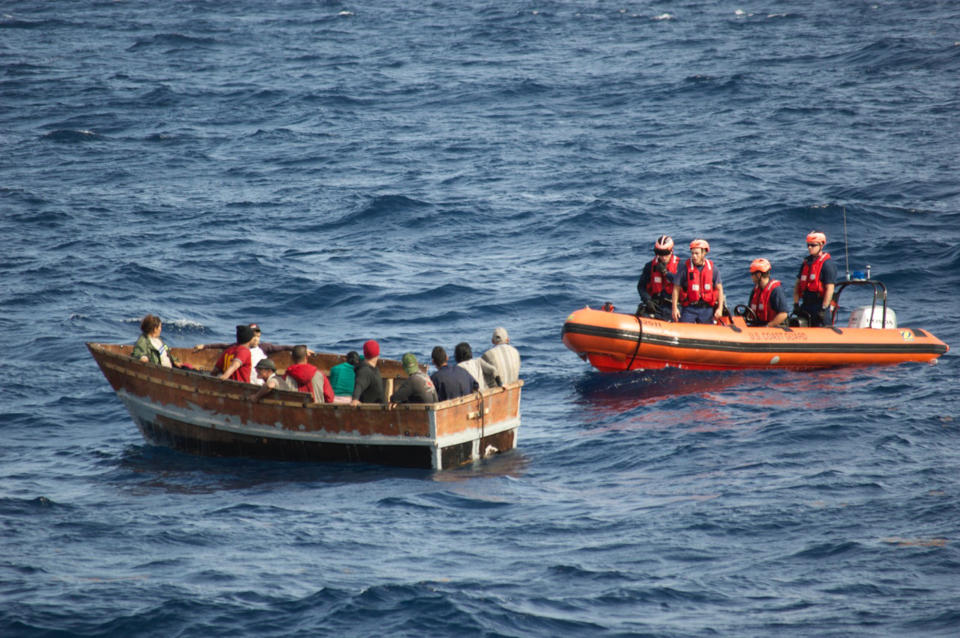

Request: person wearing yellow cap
left=747, top=259, right=789, bottom=327
left=793, top=231, right=836, bottom=326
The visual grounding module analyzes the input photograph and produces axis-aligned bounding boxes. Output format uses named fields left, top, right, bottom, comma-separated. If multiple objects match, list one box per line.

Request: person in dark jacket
left=132, top=314, right=182, bottom=368
left=390, top=353, right=438, bottom=405
left=351, top=340, right=385, bottom=405
left=429, top=346, right=478, bottom=401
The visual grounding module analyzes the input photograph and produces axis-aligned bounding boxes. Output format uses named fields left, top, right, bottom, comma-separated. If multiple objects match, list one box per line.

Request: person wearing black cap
left=250, top=358, right=287, bottom=402
left=213, top=324, right=256, bottom=383
left=194, top=323, right=305, bottom=386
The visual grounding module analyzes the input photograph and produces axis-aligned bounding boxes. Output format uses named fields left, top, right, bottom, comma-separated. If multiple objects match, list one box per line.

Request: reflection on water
left=572, top=366, right=883, bottom=431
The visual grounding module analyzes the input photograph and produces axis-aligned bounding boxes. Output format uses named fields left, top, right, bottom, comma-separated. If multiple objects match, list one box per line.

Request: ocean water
left=2, top=1, right=959, bottom=636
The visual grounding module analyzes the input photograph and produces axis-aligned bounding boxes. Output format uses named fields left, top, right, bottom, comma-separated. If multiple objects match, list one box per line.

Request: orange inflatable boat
left=562, top=281, right=948, bottom=372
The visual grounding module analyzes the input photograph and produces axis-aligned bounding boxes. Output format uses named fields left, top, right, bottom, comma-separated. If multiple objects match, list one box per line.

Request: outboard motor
left=848, top=306, right=897, bottom=329
left=834, top=271, right=896, bottom=330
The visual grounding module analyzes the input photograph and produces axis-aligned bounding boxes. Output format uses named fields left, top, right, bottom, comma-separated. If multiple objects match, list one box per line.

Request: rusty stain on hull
left=88, top=343, right=523, bottom=470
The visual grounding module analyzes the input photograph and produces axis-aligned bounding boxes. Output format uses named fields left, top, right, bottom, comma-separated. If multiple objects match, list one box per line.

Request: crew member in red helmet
left=671, top=239, right=725, bottom=324
left=747, top=258, right=789, bottom=327
left=793, top=231, right=836, bottom=326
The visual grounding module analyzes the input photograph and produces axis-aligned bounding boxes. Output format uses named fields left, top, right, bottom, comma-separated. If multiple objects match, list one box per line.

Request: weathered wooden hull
left=88, top=343, right=522, bottom=470
left=562, top=307, right=949, bottom=372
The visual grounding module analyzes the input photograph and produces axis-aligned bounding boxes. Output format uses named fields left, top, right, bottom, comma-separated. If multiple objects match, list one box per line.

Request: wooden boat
left=88, top=343, right=523, bottom=470
left=562, top=280, right=948, bottom=372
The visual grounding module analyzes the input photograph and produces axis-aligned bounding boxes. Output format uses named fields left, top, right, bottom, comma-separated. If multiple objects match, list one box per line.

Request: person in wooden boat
left=212, top=324, right=257, bottom=382
left=793, top=230, right=836, bottom=327
left=390, top=353, right=439, bottom=405
left=747, top=258, right=789, bottom=327
left=636, top=235, right=679, bottom=321
left=482, top=327, right=521, bottom=384
left=283, top=344, right=334, bottom=403
left=193, top=323, right=305, bottom=386
left=351, top=340, right=386, bottom=405
left=249, top=358, right=290, bottom=402
left=329, top=350, right=360, bottom=401
left=670, top=239, right=725, bottom=324
left=455, top=342, right=499, bottom=390
left=132, top=314, right=183, bottom=368
left=430, top=346, right=478, bottom=401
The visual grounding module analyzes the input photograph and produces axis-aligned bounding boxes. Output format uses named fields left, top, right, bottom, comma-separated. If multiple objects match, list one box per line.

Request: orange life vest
left=681, top=258, right=717, bottom=306
left=647, top=255, right=679, bottom=296
left=749, top=279, right=782, bottom=323
left=799, top=252, right=831, bottom=295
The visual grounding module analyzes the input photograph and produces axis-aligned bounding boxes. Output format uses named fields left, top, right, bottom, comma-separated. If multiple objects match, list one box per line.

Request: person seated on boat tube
left=793, top=230, right=837, bottom=327
left=430, top=346, right=478, bottom=401
left=132, top=314, right=183, bottom=368
left=746, top=258, right=789, bottom=327
left=193, top=323, right=306, bottom=386
left=455, top=342, right=499, bottom=391
left=213, top=324, right=257, bottom=382
left=351, top=340, right=386, bottom=405
left=390, top=353, right=439, bottom=405
left=671, top=239, right=725, bottom=324
left=284, top=344, right=335, bottom=403
left=329, top=350, right=361, bottom=400
left=250, top=358, right=289, bottom=403
left=636, top=235, right=679, bottom=321
left=482, top=327, right=521, bottom=385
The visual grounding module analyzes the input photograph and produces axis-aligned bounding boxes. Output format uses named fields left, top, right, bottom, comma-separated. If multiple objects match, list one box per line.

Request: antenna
left=842, top=205, right=851, bottom=281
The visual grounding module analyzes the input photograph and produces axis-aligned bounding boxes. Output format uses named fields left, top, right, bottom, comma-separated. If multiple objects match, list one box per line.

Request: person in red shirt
left=283, top=345, right=334, bottom=404
left=213, top=324, right=256, bottom=383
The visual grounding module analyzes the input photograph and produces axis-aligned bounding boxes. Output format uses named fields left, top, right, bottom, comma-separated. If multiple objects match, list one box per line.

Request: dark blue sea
left=3, top=1, right=959, bottom=636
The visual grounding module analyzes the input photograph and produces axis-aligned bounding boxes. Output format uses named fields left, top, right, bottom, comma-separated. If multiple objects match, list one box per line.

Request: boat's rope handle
left=625, top=314, right=643, bottom=371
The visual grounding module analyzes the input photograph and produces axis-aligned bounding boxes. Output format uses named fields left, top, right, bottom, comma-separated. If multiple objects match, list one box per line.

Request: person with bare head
left=283, top=344, right=334, bottom=403
left=132, top=314, right=182, bottom=368
left=455, top=341, right=499, bottom=390
left=429, top=346, right=477, bottom=401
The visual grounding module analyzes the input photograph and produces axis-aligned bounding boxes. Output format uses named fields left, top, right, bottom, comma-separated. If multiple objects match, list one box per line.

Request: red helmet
left=750, top=258, right=771, bottom=274
left=689, top=239, right=710, bottom=252
left=806, top=231, right=826, bottom=246
left=654, top=235, right=674, bottom=252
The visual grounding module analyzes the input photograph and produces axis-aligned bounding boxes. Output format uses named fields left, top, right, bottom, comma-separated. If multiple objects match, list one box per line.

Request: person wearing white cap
left=481, top=327, right=520, bottom=385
